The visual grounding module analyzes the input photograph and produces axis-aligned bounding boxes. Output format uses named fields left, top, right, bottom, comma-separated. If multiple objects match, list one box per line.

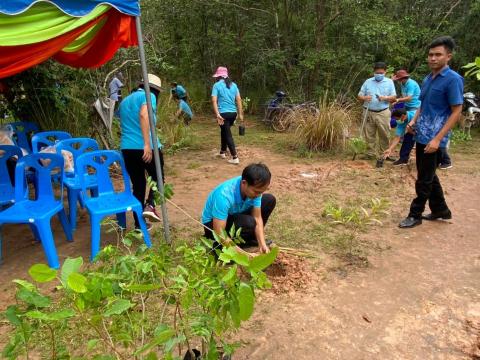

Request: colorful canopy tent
left=0, top=0, right=170, bottom=241
left=0, top=1, right=139, bottom=78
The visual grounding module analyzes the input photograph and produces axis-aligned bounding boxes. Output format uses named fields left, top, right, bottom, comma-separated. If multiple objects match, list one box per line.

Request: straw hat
left=139, top=73, right=163, bottom=91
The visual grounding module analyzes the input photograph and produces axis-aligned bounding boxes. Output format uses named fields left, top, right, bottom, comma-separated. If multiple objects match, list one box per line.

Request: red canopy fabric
left=0, top=4, right=138, bottom=78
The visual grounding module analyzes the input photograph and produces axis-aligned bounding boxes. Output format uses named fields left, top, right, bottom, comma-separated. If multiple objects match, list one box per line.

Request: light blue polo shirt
left=211, top=79, right=239, bottom=114
left=201, top=176, right=262, bottom=224
left=416, top=66, right=464, bottom=147
left=395, top=110, right=416, bottom=137
left=179, top=99, right=193, bottom=118
left=359, top=77, right=396, bottom=111
left=401, top=78, right=421, bottom=110
left=119, top=89, right=162, bottom=150
left=174, top=85, right=187, bottom=99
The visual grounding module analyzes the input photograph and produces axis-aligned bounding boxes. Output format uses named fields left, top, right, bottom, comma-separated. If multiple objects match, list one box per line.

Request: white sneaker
left=216, top=152, right=226, bottom=159
left=228, top=157, right=240, bottom=165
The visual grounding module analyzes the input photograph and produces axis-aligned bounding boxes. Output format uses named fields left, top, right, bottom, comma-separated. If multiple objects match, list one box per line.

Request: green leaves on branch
left=4, top=225, right=279, bottom=359
left=463, top=57, right=480, bottom=80
left=104, top=299, right=133, bottom=316
left=67, top=272, right=87, bottom=293
left=238, top=283, right=255, bottom=321
left=28, top=264, right=57, bottom=283
left=249, top=246, right=279, bottom=272
left=147, top=176, right=174, bottom=205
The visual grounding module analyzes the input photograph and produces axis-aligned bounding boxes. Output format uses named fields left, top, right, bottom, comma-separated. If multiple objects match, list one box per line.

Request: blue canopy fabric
left=0, top=0, right=140, bottom=17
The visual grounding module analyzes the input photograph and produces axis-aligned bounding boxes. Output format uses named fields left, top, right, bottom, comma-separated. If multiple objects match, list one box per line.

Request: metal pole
left=135, top=16, right=171, bottom=243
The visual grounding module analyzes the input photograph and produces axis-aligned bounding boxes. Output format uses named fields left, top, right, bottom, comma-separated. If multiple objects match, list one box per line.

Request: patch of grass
left=186, top=161, right=202, bottom=170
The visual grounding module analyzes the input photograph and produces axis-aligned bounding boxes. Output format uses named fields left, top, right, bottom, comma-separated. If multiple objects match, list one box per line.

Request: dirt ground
left=0, top=118, right=479, bottom=359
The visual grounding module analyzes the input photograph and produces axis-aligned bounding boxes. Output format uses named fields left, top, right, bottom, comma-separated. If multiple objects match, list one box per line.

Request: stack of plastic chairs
left=0, top=153, right=72, bottom=268
left=76, top=150, right=151, bottom=260
left=31, top=131, right=72, bottom=153
left=0, top=145, right=22, bottom=207
left=55, top=138, right=99, bottom=230
left=9, top=121, right=39, bottom=154
left=0, top=145, right=23, bottom=263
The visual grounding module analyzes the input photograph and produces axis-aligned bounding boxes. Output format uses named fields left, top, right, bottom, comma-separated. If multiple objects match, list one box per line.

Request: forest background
left=1, top=0, right=479, bottom=135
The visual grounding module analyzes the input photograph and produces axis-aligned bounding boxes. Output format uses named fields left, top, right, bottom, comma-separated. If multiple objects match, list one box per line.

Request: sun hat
left=392, top=69, right=410, bottom=81
left=139, top=73, right=163, bottom=91
left=212, top=66, right=229, bottom=78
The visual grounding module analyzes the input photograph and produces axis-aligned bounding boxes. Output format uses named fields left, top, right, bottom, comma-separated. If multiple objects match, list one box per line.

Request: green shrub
left=348, top=137, right=367, bottom=160
left=2, top=228, right=278, bottom=359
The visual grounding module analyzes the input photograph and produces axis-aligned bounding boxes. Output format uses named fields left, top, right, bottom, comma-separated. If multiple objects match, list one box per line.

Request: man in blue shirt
left=169, top=82, right=188, bottom=102
left=119, top=73, right=165, bottom=229
left=358, top=62, right=397, bottom=160
left=390, top=69, right=422, bottom=165
left=202, top=163, right=276, bottom=254
left=392, top=69, right=421, bottom=111
left=173, top=95, right=193, bottom=125
left=109, top=72, right=124, bottom=102
left=399, top=36, right=464, bottom=228
left=383, top=108, right=416, bottom=164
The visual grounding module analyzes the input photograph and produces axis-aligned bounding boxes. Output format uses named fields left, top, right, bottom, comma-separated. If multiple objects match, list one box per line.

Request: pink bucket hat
left=212, top=66, right=229, bottom=78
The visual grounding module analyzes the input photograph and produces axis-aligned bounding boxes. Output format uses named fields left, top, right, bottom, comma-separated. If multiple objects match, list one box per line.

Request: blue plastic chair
left=76, top=150, right=151, bottom=260
left=0, top=145, right=24, bottom=264
left=0, top=153, right=73, bottom=269
left=55, top=138, right=99, bottom=231
left=31, top=131, right=72, bottom=153
left=9, top=121, right=40, bottom=154
left=0, top=145, right=23, bottom=207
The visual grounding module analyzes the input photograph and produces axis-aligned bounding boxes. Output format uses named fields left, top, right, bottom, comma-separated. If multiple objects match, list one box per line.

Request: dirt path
left=1, top=136, right=479, bottom=359
left=235, top=176, right=480, bottom=359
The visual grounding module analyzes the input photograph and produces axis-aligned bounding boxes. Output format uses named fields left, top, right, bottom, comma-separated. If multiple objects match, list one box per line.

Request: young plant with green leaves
left=3, top=182, right=278, bottom=359
left=3, top=229, right=278, bottom=359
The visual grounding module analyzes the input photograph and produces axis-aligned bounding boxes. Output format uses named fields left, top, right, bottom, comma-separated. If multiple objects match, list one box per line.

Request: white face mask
left=374, top=73, right=385, bottom=82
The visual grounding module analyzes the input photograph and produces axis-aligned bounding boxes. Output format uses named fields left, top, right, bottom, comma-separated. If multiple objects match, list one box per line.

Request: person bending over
left=201, top=163, right=276, bottom=254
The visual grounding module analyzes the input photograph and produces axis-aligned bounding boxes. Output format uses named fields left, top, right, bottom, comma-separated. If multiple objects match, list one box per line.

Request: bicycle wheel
left=272, top=108, right=294, bottom=132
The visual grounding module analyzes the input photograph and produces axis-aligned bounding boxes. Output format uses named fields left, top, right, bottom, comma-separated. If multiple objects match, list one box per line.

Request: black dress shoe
left=399, top=217, right=422, bottom=228
left=422, top=210, right=452, bottom=221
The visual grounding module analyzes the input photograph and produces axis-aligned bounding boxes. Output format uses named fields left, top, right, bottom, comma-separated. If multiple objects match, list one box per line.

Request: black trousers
left=203, top=193, right=276, bottom=248
left=219, top=112, right=237, bottom=157
left=408, top=143, right=449, bottom=219
left=121, top=149, right=165, bottom=226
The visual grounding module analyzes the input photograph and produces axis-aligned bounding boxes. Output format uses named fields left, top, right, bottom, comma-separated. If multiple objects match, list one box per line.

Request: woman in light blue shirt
left=211, top=66, right=244, bottom=165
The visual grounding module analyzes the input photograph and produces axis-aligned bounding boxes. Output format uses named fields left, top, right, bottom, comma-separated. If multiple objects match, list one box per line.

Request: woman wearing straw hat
left=211, top=66, right=243, bottom=165
left=119, top=73, right=164, bottom=229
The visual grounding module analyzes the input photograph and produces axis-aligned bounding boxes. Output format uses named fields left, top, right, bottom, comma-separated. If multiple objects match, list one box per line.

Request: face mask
left=374, top=73, right=385, bottom=82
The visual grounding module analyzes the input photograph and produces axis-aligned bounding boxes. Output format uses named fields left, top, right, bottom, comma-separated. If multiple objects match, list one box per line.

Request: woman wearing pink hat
left=211, top=66, right=243, bottom=164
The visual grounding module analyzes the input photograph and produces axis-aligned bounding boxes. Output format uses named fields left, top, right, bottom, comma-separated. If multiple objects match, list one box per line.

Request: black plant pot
left=238, top=125, right=245, bottom=136
left=183, top=349, right=232, bottom=360
left=183, top=349, right=201, bottom=360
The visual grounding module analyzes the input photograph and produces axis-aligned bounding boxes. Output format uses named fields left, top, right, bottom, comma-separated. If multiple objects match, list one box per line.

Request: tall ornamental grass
left=294, top=96, right=352, bottom=151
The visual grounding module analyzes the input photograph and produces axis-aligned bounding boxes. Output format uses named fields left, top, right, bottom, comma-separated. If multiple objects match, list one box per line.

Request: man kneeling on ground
left=201, top=163, right=276, bottom=254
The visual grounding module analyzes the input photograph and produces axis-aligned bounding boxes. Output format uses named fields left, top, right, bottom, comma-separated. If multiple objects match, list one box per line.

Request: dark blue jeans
left=399, top=132, right=415, bottom=160
left=439, top=147, right=451, bottom=165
